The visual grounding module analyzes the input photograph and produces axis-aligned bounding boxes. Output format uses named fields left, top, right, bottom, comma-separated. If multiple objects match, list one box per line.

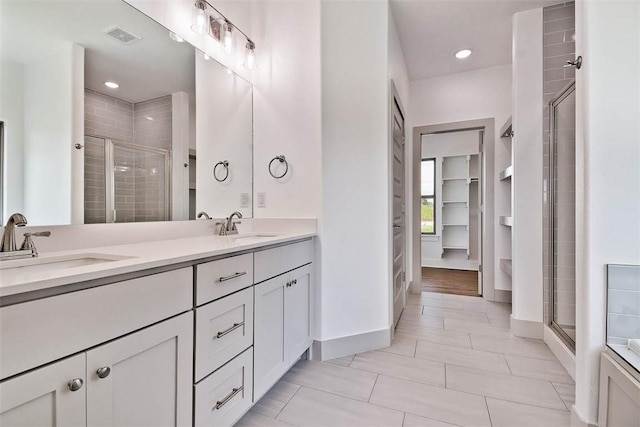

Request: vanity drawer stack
left=193, top=253, right=255, bottom=426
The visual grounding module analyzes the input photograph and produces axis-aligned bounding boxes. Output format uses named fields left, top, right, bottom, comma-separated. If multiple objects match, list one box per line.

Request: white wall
left=0, top=59, right=25, bottom=221
left=410, top=65, right=512, bottom=300
left=512, top=9, right=544, bottom=330
left=251, top=0, right=322, bottom=219
left=574, top=0, right=640, bottom=424
left=320, top=0, right=390, bottom=341
left=195, top=55, right=253, bottom=219
left=23, top=45, right=78, bottom=225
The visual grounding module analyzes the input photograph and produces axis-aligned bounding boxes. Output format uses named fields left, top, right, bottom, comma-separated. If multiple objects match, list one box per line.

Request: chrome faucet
left=20, top=231, right=51, bottom=257
left=1, top=213, right=28, bottom=252
left=217, top=211, right=243, bottom=236
left=197, top=211, right=211, bottom=220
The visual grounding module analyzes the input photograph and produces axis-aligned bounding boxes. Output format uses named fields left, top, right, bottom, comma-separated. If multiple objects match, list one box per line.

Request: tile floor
left=236, top=292, right=574, bottom=427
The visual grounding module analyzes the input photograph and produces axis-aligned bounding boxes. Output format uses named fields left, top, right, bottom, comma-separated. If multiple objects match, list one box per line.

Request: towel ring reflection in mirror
left=268, top=155, right=289, bottom=179
left=213, top=160, right=230, bottom=182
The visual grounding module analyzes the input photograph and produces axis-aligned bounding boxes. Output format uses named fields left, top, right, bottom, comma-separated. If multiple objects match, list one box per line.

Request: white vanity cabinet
left=0, top=354, right=86, bottom=426
left=86, top=312, right=193, bottom=426
left=253, top=241, right=313, bottom=401
left=0, top=313, right=193, bottom=427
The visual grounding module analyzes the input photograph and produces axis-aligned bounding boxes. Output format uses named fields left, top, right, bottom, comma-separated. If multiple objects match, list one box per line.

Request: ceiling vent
left=103, top=26, right=141, bottom=45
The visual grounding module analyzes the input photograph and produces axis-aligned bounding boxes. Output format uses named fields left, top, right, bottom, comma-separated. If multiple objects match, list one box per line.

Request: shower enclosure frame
left=86, top=134, right=172, bottom=223
left=548, top=80, right=576, bottom=352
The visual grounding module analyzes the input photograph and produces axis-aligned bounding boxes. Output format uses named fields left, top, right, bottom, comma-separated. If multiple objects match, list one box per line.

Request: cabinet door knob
left=96, top=366, right=111, bottom=379
left=68, top=378, right=84, bottom=391
left=293, top=279, right=297, bottom=285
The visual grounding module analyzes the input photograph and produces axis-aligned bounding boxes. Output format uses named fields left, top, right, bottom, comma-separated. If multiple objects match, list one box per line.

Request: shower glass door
left=549, top=82, right=576, bottom=349
left=84, top=136, right=170, bottom=223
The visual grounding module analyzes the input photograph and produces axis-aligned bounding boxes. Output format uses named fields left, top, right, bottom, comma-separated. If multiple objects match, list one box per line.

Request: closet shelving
left=440, top=154, right=479, bottom=260
left=498, top=117, right=514, bottom=285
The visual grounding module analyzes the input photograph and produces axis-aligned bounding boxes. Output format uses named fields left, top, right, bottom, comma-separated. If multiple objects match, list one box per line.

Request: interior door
left=392, top=98, right=406, bottom=328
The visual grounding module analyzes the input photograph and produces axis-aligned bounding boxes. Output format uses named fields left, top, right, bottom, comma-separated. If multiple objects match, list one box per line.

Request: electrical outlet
left=257, top=192, right=266, bottom=208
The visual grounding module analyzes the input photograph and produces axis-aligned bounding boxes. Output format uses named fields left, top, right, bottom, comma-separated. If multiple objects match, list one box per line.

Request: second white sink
left=0, top=253, right=133, bottom=279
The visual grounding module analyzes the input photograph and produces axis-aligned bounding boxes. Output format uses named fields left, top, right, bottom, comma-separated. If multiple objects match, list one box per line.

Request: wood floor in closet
left=421, top=267, right=479, bottom=296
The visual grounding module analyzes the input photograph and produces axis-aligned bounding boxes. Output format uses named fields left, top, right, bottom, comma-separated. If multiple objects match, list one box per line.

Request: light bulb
left=203, top=53, right=210, bottom=60
left=223, top=21, right=234, bottom=53
left=191, top=1, right=209, bottom=35
left=244, top=40, right=256, bottom=70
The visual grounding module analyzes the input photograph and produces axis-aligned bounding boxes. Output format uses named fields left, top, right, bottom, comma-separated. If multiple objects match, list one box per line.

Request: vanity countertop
left=0, top=231, right=315, bottom=299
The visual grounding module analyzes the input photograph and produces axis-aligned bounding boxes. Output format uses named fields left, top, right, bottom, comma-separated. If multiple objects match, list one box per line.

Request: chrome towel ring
left=213, top=160, right=230, bottom=182
left=268, top=155, right=289, bottom=179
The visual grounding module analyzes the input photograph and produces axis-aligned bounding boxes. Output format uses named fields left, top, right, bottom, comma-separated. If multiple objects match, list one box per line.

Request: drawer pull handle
left=214, top=385, right=244, bottom=410
left=216, top=322, right=245, bottom=339
left=218, top=271, right=247, bottom=282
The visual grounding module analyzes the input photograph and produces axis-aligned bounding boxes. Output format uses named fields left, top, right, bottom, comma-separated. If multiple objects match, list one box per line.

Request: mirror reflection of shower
left=84, top=134, right=170, bottom=223
left=548, top=81, right=576, bottom=349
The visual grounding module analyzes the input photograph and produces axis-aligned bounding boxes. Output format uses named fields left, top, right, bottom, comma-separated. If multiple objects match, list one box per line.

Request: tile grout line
left=504, top=354, right=514, bottom=376
left=401, top=412, right=406, bottom=427
left=272, top=384, right=303, bottom=420
left=484, top=397, right=495, bottom=427
left=550, top=381, right=572, bottom=412
left=367, top=373, right=380, bottom=403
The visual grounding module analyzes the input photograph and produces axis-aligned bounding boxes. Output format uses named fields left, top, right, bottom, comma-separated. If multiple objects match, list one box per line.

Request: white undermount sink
left=230, top=233, right=281, bottom=242
left=0, top=253, right=133, bottom=277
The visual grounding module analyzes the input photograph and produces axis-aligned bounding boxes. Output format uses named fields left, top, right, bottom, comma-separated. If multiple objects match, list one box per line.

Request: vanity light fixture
left=169, top=32, right=185, bottom=43
left=244, top=39, right=256, bottom=70
left=104, top=81, right=119, bottom=89
left=223, top=20, right=234, bottom=53
left=455, top=49, right=472, bottom=59
left=191, top=0, right=210, bottom=35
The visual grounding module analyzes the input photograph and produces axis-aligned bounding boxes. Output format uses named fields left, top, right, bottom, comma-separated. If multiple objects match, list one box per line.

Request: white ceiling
left=1, top=0, right=195, bottom=103
left=390, top=0, right=559, bottom=81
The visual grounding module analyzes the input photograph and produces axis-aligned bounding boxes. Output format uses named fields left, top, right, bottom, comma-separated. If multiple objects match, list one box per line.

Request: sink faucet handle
left=231, top=221, right=242, bottom=232
left=215, top=222, right=227, bottom=236
left=20, top=231, right=50, bottom=257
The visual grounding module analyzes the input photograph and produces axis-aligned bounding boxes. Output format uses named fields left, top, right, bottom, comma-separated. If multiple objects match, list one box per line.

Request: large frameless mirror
left=0, top=0, right=253, bottom=226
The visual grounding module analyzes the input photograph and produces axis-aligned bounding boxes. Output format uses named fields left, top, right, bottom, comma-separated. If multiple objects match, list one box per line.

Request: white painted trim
left=544, top=325, right=576, bottom=381
left=493, top=290, right=511, bottom=304
left=571, top=405, right=596, bottom=427
left=311, top=328, right=391, bottom=361
left=510, top=314, right=543, bottom=339
left=598, top=352, right=640, bottom=427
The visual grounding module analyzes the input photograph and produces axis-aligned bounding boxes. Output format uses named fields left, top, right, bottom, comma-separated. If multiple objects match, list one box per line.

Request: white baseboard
left=510, top=315, right=544, bottom=339
left=311, top=328, right=391, bottom=361
left=544, top=325, right=576, bottom=381
left=493, top=290, right=512, bottom=303
left=571, top=405, right=597, bottom=427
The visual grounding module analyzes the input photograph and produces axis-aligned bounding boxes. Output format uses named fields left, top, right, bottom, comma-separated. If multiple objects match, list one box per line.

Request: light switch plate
left=257, top=192, right=266, bottom=208
left=240, top=193, right=249, bottom=208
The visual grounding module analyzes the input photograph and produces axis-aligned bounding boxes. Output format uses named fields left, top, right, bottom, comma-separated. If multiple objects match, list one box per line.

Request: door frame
left=389, top=80, right=408, bottom=331
left=411, top=118, right=497, bottom=301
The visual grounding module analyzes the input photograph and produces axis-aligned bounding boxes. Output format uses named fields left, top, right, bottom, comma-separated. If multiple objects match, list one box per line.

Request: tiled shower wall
left=542, top=1, right=576, bottom=326
left=84, top=90, right=172, bottom=223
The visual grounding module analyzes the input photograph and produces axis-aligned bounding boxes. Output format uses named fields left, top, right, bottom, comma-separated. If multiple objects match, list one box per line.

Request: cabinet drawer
left=196, top=254, right=253, bottom=306
left=254, top=239, right=313, bottom=283
left=194, top=347, right=253, bottom=427
left=0, top=268, right=192, bottom=381
left=195, top=287, right=253, bottom=381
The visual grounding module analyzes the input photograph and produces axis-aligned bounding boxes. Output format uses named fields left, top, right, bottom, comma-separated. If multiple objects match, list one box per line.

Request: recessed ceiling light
left=169, top=32, right=185, bottom=43
left=455, top=49, right=472, bottom=59
left=104, top=81, right=119, bottom=89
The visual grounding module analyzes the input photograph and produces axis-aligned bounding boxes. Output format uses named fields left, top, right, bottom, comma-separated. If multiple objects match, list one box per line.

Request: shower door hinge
left=478, top=264, right=483, bottom=273
left=402, top=272, right=406, bottom=282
